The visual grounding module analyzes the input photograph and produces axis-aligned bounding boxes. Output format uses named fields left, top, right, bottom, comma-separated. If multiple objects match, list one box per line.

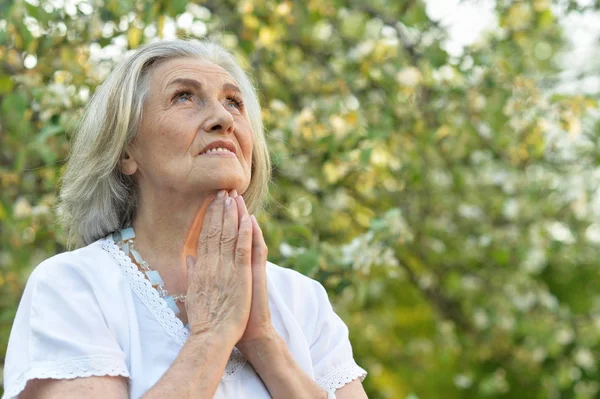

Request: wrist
left=237, top=330, right=328, bottom=399
left=237, top=329, right=285, bottom=365
left=188, top=328, right=237, bottom=351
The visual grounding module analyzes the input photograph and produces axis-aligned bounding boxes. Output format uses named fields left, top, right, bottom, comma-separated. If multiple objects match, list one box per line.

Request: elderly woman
left=2, top=40, right=367, bottom=399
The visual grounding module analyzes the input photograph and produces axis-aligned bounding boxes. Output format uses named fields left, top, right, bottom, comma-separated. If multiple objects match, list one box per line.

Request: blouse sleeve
left=307, top=279, right=367, bottom=393
left=2, top=256, right=130, bottom=399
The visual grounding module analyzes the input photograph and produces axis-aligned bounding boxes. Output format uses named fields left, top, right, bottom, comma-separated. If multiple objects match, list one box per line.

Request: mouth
left=198, top=141, right=237, bottom=157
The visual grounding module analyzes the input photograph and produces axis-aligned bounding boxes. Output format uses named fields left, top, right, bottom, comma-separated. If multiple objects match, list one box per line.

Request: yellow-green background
left=2, top=0, right=600, bottom=398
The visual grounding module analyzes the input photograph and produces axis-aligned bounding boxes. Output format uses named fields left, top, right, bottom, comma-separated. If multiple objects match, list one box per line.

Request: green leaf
left=0, top=75, right=14, bottom=94
left=36, top=125, right=65, bottom=143
left=294, top=249, right=320, bottom=277
left=24, top=2, right=44, bottom=21
left=168, top=0, right=187, bottom=16
left=1, top=91, right=28, bottom=134
left=360, top=147, right=372, bottom=165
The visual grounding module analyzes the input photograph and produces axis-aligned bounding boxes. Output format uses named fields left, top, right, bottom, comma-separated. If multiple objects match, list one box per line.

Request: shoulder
left=3, top=241, right=132, bottom=399
left=17, top=237, right=130, bottom=336
left=27, top=238, right=124, bottom=296
left=265, top=261, right=333, bottom=329
left=266, top=261, right=328, bottom=298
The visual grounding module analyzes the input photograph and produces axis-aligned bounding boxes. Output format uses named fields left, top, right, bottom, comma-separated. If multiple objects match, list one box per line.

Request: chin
left=203, top=176, right=249, bottom=193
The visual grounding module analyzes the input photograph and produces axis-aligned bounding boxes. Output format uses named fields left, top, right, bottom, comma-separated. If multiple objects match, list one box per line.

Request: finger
left=201, top=190, right=227, bottom=247
left=185, top=197, right=212, bottom=266
left=234, top=195, right=249, bottom=229
left=195, top=199, right=215, bottom=253
left=250, top=215, right=267, bottom=263
left=229, top=189, right=238, bottom=198
left=250, top=215, right=268, bottom=276
left=198, top=194, right=217, bottom=242
left=250, top=215, right=270, bottom=317
left=221, top=195, right=238, bottom=256
left=235, top=215, right=253, bottom=269
left=197, top=202, right=215, bottom=260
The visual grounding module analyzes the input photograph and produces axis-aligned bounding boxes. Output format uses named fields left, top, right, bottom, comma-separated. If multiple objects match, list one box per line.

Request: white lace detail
left=101, top=236, right=246, bottom=382
left=3, top=355, right=130, bottom=399
left=316, top=360, right=368, bottom=393
left=102, top=237, right=189, bottom=345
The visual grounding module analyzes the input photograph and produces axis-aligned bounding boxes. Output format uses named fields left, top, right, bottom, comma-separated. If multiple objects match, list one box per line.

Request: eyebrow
left=167, top=78, right=202, bottom=90
left=222, top=83, right=242, bottom=94
left=166, top=78, right=242, bottom=94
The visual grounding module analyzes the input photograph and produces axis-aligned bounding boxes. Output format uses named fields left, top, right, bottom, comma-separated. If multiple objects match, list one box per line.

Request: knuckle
left=197, top=243, right=208, bottom=256
left=239, top=232, right=251, bottom=242
left=206, top=225, right=221, bottom=239
left=254, top=244, right=268, bottom=257
left=235, top=246, right=250, bottom=260
left=241, top=220, right=252, bottom=232
left=197, top=235, right=207, bottom=249
left=220, top=234, right=237, bottom=248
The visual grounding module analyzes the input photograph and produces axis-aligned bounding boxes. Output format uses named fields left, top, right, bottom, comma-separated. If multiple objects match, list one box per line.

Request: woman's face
left=124, top=57, right=253, bottom=197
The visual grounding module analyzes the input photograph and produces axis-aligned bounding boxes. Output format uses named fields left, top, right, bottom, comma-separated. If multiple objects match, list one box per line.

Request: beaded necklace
left=113, top=227, right=187, bottom=325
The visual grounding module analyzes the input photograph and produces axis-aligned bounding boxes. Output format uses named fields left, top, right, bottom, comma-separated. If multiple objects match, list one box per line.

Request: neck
left=131, top=187, right=218, bottom=277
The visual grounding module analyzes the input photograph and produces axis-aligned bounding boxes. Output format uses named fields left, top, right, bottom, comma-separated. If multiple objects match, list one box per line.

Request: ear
left=120, top=150, right=138, bottom=176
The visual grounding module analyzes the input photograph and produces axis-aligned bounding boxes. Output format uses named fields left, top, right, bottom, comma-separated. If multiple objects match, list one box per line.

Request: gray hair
left=58, top=39, right=271, bottom=248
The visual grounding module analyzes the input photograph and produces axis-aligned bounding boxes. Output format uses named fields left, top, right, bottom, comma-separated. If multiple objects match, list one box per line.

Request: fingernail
left=217, top=190, right=225, bottom=199
left=231, top=189, right=238, bottom=197
left=241, top=214, right=250, bottom=224
left=226, top=197, right=232, bottom=207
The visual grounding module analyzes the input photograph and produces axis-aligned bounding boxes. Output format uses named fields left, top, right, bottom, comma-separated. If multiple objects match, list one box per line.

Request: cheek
left=246, top=138, right=253, bottom=159
left=244, top=141, right=254, bottom=172
left=144, top=112, right=195, bottom=153
left=235, top=123, right=254, bottom=163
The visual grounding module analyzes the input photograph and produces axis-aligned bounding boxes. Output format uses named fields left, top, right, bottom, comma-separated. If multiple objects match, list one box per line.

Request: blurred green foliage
left=2, top=0, right=600, bottom=398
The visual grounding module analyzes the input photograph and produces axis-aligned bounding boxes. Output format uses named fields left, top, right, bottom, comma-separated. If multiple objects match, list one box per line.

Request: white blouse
left=3, top=236, right=367, bottom=399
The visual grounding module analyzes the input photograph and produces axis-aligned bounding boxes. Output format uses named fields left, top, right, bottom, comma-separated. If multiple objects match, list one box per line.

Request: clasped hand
left=185, top=189, right=273, bottom=347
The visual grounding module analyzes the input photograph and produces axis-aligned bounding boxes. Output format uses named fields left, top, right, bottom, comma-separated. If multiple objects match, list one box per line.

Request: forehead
left=151, top=57, right=238, bottom=90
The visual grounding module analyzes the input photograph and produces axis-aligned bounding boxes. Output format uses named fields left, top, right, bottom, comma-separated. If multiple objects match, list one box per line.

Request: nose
left=202, top=100, right=234, bottom=135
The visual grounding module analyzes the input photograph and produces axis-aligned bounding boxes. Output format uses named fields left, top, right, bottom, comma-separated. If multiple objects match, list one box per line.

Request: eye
left=172, top=91, right=194, bottom=104
left=226, top=95, right=244, bottom=110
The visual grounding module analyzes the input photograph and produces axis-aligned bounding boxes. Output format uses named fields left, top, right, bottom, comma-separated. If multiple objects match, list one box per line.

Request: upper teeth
left=205, top=147, right=232, bottom=154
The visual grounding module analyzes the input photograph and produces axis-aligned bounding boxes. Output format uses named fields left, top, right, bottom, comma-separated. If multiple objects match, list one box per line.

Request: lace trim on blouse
left=101, top=236, right=247, bottom=382
left=316, top=360, right=368, bottom=393
left=3, top=355, right=130, bottom=399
